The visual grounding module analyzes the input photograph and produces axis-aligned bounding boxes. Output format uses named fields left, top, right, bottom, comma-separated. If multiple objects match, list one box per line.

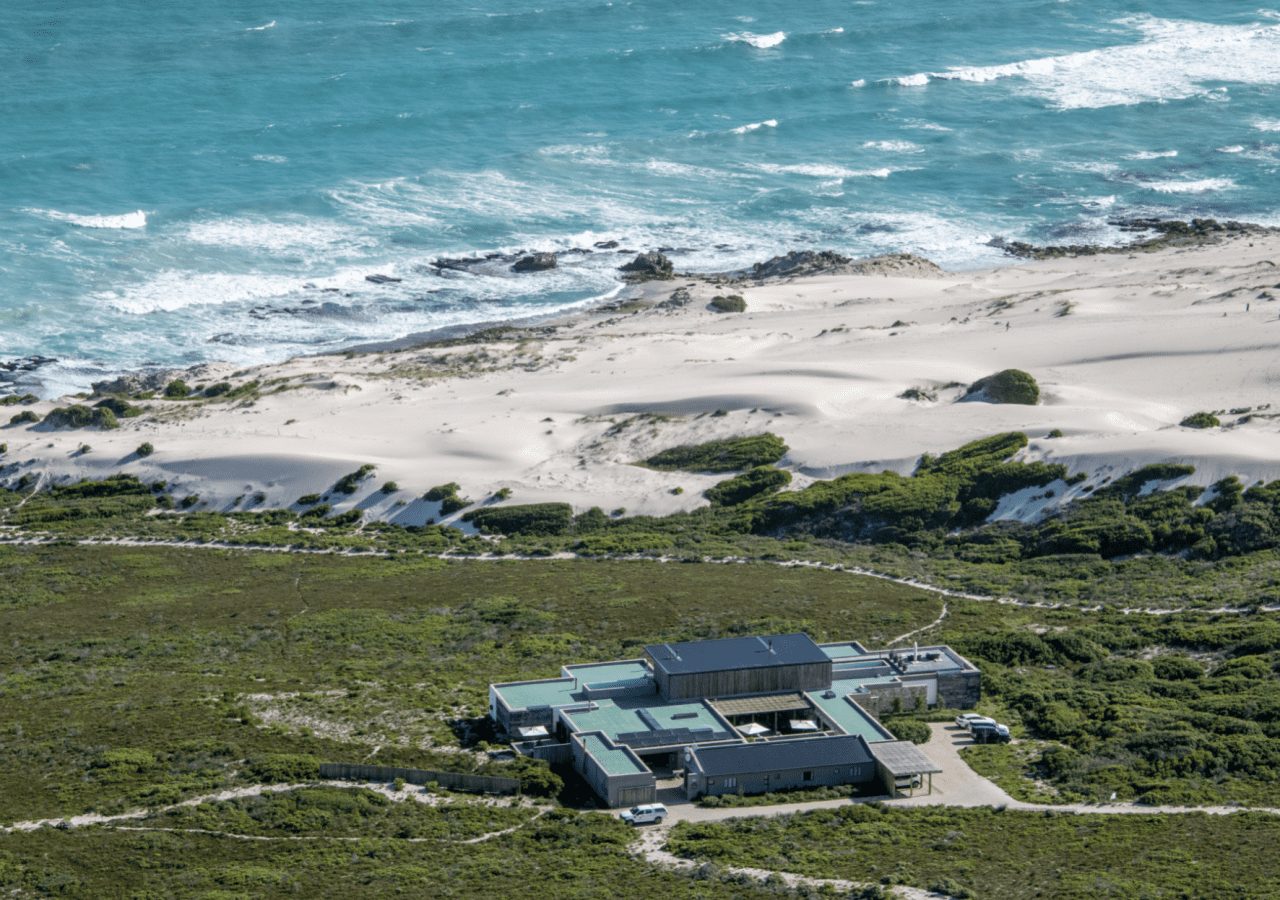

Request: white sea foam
left=751, top=162, right=897, bottom=179
left=246, top=20, right=276, bottom=31
left=28, top=208, right=147, bottom=229
left=862, top=140, right=923, bottom=153
left=252, top=154, right=288, bottom=164
left=1127, top=149, right=1178, bottom=159
left=1217, top=145, right=1246, bottom=153
left=724, top=31, right=787, bottom=49
left=182, top=218, right=368, bottom=255
left=1142, top=177, right=1236, bottom=194
left=849, top=79, right=866, bottom=88
left=825, top=27, right=845, bottom=34
left=731, top=119, right=778, bottom=134
left=1254, top=118, right=1280, bottom=131
left=883, top=14, right=1280, bottom=109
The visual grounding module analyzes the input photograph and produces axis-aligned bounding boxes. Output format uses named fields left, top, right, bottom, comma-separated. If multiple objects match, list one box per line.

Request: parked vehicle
left=955, top=713, right=996, bottom=731
left=620, top=803, right=668, bottom=825
left=970, top=722, right=1011, bottom=744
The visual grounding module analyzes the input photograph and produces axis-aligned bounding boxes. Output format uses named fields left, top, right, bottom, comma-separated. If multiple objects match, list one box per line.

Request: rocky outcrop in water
left=619, top=251, right=674, bottom=281
left=512, top=252, right=557, bottom=273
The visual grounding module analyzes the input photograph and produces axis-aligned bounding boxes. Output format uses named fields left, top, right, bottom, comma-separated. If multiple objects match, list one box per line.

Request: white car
left=619, top=803, right=668, bottom=826
left=955, top=713, right=997, bottom=731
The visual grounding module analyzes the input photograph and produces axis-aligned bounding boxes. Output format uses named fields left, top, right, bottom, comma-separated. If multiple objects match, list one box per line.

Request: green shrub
left=244, top=753, right=321, bottom=783
left=163, top=379, right=191, bottom=398
left=964, top=369, right=1040, bottom=405
left=43, top=405, right=119, bottom=430
left=709, top=294, right=747, bottom=313
left=464, top=503, right=574, bottom=536
left=704, top=466, right=792, bottom=506
left=492, top=487, right=512, bottom=501
left=334, top=465, right=375, bottom=494
left=441, top=494, right=471, bottom=515
left=297, top=493, right=322, bottom=506
left=180, top=494, right=200, bottom=509
left=0, top=393, right=38, bottom=406
left=381, top=481, right=399, bottom=494
left=882, top=718, right=931, bottom=744
left=8, top=411, right=38, bottom=425
left=93, top=397, right=142, bottom=418
left=1180, top=411, right=1220, bottom=429
left=300, top=504, right=332, bottom=519
left=500, top=756, right=563, bottom=797
left=135, top=442, right=154, bottom=458
left=643, top=433, right=788, bottom=472
left=203, top=381, right=232, bottom=397
left=424, top=482, right=460, bottom=502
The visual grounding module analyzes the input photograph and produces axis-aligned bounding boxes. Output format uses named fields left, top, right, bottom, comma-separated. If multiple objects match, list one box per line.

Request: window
left=724, top=777, right=737, bottom=789
left=803, top=770, right=813, bottom=781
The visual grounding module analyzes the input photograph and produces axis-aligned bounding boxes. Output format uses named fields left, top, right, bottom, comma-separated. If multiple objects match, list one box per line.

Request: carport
left=869, top=740, right=941, bottom=797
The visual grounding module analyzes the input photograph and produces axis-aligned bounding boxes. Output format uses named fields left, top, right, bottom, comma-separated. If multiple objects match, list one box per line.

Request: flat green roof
left=580, top=733, right=648, bottom=776
left=493, top=677, right=579, bottom=712
left=494, top=660, right=650, bottom=712
left=562, top=698, right=733, bottom=746
left=806, top=688, right=894, bottom=743
left=563, top=660, right=651, bottom=690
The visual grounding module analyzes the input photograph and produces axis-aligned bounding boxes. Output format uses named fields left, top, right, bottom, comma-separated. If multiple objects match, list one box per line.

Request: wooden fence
left=319, top=763, right=521, bottom=795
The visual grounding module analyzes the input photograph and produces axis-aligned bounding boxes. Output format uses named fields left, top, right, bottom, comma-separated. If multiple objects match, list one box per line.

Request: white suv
left=619, top=803, right=668, bottom=825
left=955, top=713, right=996, bottom=731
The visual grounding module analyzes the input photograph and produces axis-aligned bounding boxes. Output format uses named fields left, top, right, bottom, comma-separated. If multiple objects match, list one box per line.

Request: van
left=619, top=803, right=668, bottom=825
left=970, top=722, right=1011, bottom=744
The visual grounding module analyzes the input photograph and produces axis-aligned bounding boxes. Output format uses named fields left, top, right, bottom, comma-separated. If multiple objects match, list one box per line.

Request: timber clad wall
left=688, top=761, right=873, bottom=799
left=653, top=659, right=833, bottom=700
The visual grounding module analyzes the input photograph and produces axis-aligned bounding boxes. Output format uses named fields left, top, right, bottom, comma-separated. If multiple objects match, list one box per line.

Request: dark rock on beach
left=991, top=218, right=1276, bottom=260
left=745, top=250, right=943, bottom=281
left=90, top=369, right=178, bottom=397
left=593, top=240, right=619, bottom=249
left=619, top=251, right=674, bottom=281
left=511, top=252, right=557, bottom=273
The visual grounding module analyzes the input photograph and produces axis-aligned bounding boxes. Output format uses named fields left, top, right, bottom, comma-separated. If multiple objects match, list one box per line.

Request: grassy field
left=668, top=805, right=1280, bottom=898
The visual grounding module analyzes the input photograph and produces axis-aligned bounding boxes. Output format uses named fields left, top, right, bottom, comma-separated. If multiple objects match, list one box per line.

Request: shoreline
left=2, top=225, right=1279, bottom=523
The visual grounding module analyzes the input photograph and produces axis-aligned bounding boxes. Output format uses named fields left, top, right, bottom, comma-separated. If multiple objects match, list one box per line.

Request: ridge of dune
left=3, top=234, right=1279, bottom=525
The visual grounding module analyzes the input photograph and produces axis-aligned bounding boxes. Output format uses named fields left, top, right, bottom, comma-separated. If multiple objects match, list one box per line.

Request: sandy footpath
left=2, top=234, right=1279, bottom=524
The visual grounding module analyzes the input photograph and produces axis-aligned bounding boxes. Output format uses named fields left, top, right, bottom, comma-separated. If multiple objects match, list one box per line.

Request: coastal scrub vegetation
left=42, top=404, right=119, bottom=430
left=667, top=805, right=1280, bottom=898
left=963, top=369, right=1040, bottom=405
left=1181, top=411, right=1222, bottom=429
left=708, top=294, right=746, bottom=313
left=425, top=482, right=470, bottom=514
left=642, top=433, right=788, bottom=472
left=334, top=464, right=376, bottom=494
left=703, top=466, right=791, bottom=506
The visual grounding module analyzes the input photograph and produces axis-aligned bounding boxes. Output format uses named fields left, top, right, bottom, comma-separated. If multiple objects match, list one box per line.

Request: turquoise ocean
left=4, top=1, right=1280, bottom=393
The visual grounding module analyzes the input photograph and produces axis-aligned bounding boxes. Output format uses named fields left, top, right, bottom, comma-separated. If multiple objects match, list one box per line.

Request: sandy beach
left=4, top=233, right=1279, bottom=525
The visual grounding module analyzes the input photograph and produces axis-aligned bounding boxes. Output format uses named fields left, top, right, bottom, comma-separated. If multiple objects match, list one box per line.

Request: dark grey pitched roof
left=645, top=633, right=829, bottom=676
left=688, top=734, right=873, bottom=776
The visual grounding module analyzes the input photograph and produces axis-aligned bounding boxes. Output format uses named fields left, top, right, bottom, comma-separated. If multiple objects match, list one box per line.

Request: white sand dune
left=4, top=234, right=1280, bottom=522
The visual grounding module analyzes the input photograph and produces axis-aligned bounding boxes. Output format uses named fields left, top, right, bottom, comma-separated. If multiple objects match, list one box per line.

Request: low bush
left=643, top=433, right=788, bottom=473
left=297, top=493, right=322, bottom=506
left=709, top=294, right=746, bottom=313
left=8, top=411, right=38, bottom=425
left=381, top=481, right=399, bottom=494
left=1180, top=411, right=1221, bottom=429
left=135, top=442, right=154, bottom=458
left=424, top=483, right=460, bottom=502
left=1, top=393, right=38, bottom=406
left=334, top=465, right=376, bottom=494
left=881, top=717, right=932, bottom=744
left=163, top=379, right=190, bottom=398
left=93, top=397, right=142, bottom=418
left=964, top=369, right=1040, bottom=405
left=704, top=466, right=791, bottom=506
left=43, top=405, right=119, bottom=430
left=464, top=503, right=574, bottom=536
